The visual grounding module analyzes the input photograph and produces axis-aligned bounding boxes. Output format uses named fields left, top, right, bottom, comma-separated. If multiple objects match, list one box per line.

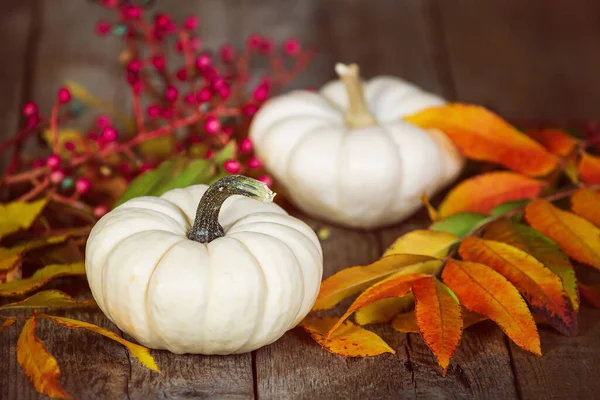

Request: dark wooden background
left=1, top=0, right=600, bottom=399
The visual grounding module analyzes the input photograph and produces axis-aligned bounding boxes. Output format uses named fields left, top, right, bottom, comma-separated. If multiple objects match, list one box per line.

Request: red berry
left=154, top=13, right=171, bottom=29
left=258, top=174, right=273, bottom=187
left=242, top=104, right=259, bottom=117
left=218, top=85, right=231, bottom=100
left=283, top=38, right=301, bottom=55
left=50, top=170, right=66, bottom=184
left=96, top=115, right=111, bottom=128
left=205, top=149, right=214, bottom=159
left=23, top=101, right=38, bottom=117
left=146, top=104, right=161, bottom=118
left=247, top=156, right=262, bottom=169
left=253, top=81, right=270, bottom=102
left=121, top=5, right=142, bottom=20
left=26, top=115, right=40, bottom=129
left=195, top=54, right=211, bottom=70
left=57, top=87, right=71, bottom=104
left=259, top=38, right=274, bottom=53
left=190, top=36, right=202, bottom=51
left=165, top=86, right=179, bottom=102
left=184, top=15, right=199, bottom=30
left=127, top=59, right=142, bottom=72
left=32, top=158, right=44, bottom=168
left=139, top=163, right=153, bottom=173
left=175, top=68, right=188, bottom=81
left=183, top=92, right=196, bottom=104
left=161, top=107, right=174, bottom=119
left=204, top=116, right=220, bottom=134
left=93, top=205, right=109, bottom=219
left=96, top=21, right=111, bottom=36
left=64, top=141, right=76, bottom=152
left=151, top=55, right=166, bottom=70
left=102, top=126, right=118, bottom=142
left=247, top=33, right=262, bottom=49
left=219, top=44, right=235, bottom=63
left=224, top=159, right=241, bottom=174
left=223, top=126, right=234, bottom=136
left=240, top=138, right=253, bottom=153
left=196, top=87, right=213, bottom=103
left=46, top=154, right=61, bottom=170
left=75, top=177, right=91, bottom=194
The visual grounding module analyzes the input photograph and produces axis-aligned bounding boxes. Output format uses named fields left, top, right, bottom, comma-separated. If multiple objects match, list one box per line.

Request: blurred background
left=2, top=0, right=600, bottom=148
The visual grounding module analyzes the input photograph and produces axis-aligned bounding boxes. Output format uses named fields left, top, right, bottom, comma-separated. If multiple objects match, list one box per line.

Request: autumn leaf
left=571, top=188, right=600, bottom=227
left=393, top=308, right=487, bottom=333
left=0, top=318, right=16, bottom=333
left=312, top=254, right=437, bottom=311
left=483, top=219, right=579, bottom=311
left=489, top=200, right=530, bottom=217
left=17, top=315, right=71, bottom=399
left=442, top=259, right=541, bottom=355
left=39, top=314, right=159, bottom=372
left=412, top=277, right=462, bottom=374
left=354, top=295, right=415, bottom=325
left=430, top=212, right=489, bottom=238
left=0, top=263, right=85, bottom=297
left=578, top=283, right=600, bottom=308
left=328, top=272, right=431, bottom=336
left=301, top=316, right=394, bottom=357
left=578, top=152, right=600, bottom=184
left=438, top=172, right=544, bottom=217
left=525, top=199, right=600, bottom=271
left=383, top=229, right=458, bottom=258
left=459, top=237, right=577, bottom=336
left=0, top=234, right=68, bottom=273
left=0, top=198, right=48, bottom=240
left=0, top=290, right=95, bottom=310
left=527, top=128, right=579, bottom=157
left=404, top=104, right=558, bottom=177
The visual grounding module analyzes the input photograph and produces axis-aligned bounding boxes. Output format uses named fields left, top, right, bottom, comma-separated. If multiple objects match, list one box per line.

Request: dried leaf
left=578, top=152, right=600, bottom=184
left=383, top=230, right=458, bottom=258
left=0, top=263, right=85, bottom=297
left=442, top=259, right=541, bottom=355
left=412, top=277, right=463, bottom=374
left=0, top=198, right=48, bottom=240
left=525, top=199, right=600, bottom=271
left=0, top=318, right=16, bottom=333
left=438, top=172, right=544, bottom=217
left=17, top=316, right=71, bottom=399
left=301, top=316, right=395, bottom=357
left=354, top=294, right=415, bottom=325
left=527, top=128, right=579, bottom=157
left=404, top=104, right=558, bottom=177
left=483, top=219, right=579, bottom=311
left=39, top=314, right=159, bottom=372
left=578, top=283, right=600, bottom=308
left=459, top=237, right=577, bottom=336
left=312, top=254, right=436, bottom=311
left=393, top=308, right=487, bottom=333
left=571, top=188, right=600, bottom=227
left=430, top=212, right=489, bottom=238
left=0, top=290, right=95, bottom=310
left=0, top=234, right=68, bottom=273
left=328, top=272, right=431, bottom=336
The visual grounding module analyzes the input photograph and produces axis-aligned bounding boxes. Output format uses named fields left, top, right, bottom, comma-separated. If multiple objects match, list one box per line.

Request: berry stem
left=50, top=103, right=60, bottom=154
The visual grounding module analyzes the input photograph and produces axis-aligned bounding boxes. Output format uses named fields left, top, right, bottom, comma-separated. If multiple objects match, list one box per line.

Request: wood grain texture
left=438, top=0, right=600, bottom=120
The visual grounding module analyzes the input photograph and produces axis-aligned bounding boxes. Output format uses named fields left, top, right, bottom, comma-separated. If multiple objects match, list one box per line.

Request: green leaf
left=490, top=200, right=530, bottom=217
left=430, top=212, right=489, bottom=238
left=213, top=141, right=236, bottom=166
left=160, top=159, right=216, bottom=193
left=115, top=161, right=175, bottom=206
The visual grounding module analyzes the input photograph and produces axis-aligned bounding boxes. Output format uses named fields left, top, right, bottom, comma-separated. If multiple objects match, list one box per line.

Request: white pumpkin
left=250, top=63, right=464, bottom=229
left=85, top=176, right=323, bottom=355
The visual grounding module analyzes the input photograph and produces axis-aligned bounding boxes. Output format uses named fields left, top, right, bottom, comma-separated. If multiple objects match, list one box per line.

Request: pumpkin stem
left=335, top=63, right=377, bottom=129
left=187, top=175, right=276, bottom=243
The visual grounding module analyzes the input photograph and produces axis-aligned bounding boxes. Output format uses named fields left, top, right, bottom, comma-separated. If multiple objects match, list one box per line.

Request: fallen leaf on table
left=527, top=128, right=579, bottom=157
left=0, top=234, right=68, bottom=273
left=0, top=198, right=48, bottom=240
left=571, top=188, right=600, bottom=227
left=442, top=259, right=541, bottom=355
left=438, top=172, right=544, bottom=217
left=404, top=104, right=558, bottom=177
left=301, top=316, right=395, bottom=357
left=354, top=294, right=415, bottom=325
left=0, top=318, right=16, bottom=333
left=17, top=315, right=71, bottom=399
left=412, top=276, right=463, bottom=374
left=0, top=263, right=85, bottom=297
left=0, top=290, right=96, bottom=310
left=578, top=152, right=600, bottom=184
left=382, top=229, right=458, bottom=258
left=459, top=237, right=577, bottom=336
left=39, top=314, right=159, bottom=372
left=525, top=199, right=600, bottom=271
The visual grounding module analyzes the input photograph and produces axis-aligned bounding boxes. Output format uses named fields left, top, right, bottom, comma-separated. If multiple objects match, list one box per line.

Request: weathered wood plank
left=438, top=0, right=600, bottom=120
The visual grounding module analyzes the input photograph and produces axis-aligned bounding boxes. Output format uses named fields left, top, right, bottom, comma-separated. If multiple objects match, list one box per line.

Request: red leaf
left=578, top=152, right=600, bottom=184
left=527, top=128, right=579, bottom=157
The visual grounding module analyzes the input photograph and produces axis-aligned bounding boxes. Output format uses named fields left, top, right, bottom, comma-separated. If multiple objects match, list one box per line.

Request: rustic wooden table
left=1, top=1, right=600, bottom=399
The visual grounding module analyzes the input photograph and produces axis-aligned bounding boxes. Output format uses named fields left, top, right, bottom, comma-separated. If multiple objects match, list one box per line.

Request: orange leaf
left=578, top=283, right=600, bottom=308
left=459, top=237, right=576, bottom=336
left=578, top=152, right=600, bottom=184
left=412, top=277, right=463, bottom=374
left=442, top=260, right=540, bottom=355
left=525, top=199, right=600, bottom=271
left=571, top=188, right=600, bottom=227
left=404, top=104, right=558, bottom=177
left=312, top=254, right=436, bottom=311
left=39, top=314, right=159, bottom=372
left=527, top=128, right=579, bottom=157
left=438, top=172, right=544, bottom=217
left=0, top=318, right=16, bottom=332
left=17, top=315, right=71, bottom=399
left=483, top=219, right=579, bottom=311
left=393, top=308, right=487, bottom=333
left=328, top=272, right=430, bottom=337
left=301, top=316, right=395, bottom=357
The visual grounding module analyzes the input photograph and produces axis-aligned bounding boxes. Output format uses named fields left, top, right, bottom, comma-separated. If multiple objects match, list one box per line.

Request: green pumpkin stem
left=187, top=175, right=276, bottom=243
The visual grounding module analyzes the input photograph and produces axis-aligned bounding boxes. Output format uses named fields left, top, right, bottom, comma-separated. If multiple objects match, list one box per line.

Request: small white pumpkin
left=85, top=176, right=323, bottom=355
left=250, top=63, right=464, bottom=229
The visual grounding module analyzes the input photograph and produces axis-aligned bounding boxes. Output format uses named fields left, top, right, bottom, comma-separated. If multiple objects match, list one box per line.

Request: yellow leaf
left=421, top=193, right=440, bottom=221
left=301, top=316, right=395, bottom=357
left=571, top=188, right=600, bottom=228
left=39, top=314, right=159, bottom=372
left=525, top=199, right=600, bottom=271
left=42, top=128, right=90, bottom=157
left=0, top=290, right=96, bottom=310
left=17, top=316, right=71, bottom=399
left=0, top=234, right=68, bottom=272
left=137, top=136, right=176, bottom=159
left=383, top=229, right=459, bottom=258
left=312, top=254, right=436, bottom=311
left=0, top=198, right=48, bottom=240
left=0, top=263, right=85, bottom=297
left=0, top=318, right=16, bottom=333
left=355, top=294, right=415, bottom=325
